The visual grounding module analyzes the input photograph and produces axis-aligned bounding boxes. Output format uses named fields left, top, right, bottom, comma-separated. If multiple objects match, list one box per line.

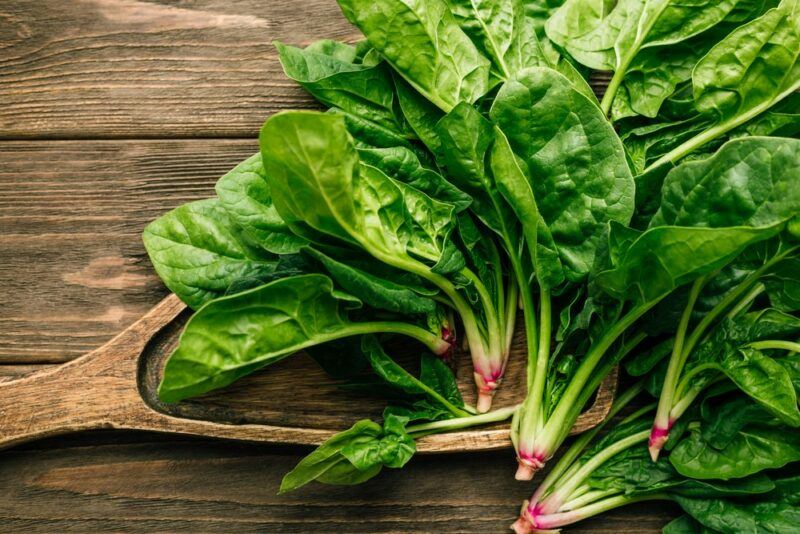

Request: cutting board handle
left=0, top=295, right=335, bottom=449
left=0, top=295, right=186, bottom=448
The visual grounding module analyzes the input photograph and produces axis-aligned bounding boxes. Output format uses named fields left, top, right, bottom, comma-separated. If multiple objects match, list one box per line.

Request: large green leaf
left=671, top=425, right=800, bottom=480
left=650, top=137, right=800, bottom=228
left=143, top=199, right=278, bottom=309
left=546, top=0, right=742, bottom=71
left=158, top=274, right=385, bottom=402
left=357, top=145, right=472, bottom=211
left=491, top=67, right=635, bottom=284
left=304, top=248, right=437, bottom=315
left=260, top=111, right=457, bottom=269
left=275, top=40, right=406, bottom=134
left=338, top=0, right=492, bottom=112
left=597, top=225, right=783, bottom=303
left=693, top=0, right=800, bottom=122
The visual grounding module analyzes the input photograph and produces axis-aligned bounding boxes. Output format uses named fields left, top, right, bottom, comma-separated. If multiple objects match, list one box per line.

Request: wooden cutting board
left=0, top=293, right=616, bottom=452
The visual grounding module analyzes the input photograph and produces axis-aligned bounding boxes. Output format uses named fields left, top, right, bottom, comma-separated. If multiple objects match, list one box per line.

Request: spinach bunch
left=513, top=386, right=800, bottom=533
left=141, top=0, right=800, bottom=507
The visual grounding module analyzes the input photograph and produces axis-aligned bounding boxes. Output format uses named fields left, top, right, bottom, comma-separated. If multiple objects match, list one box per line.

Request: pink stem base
left=474, top=372, right=501, bottom=413
left=511, top=501, right=560, bottom=534
left=515, top=452, right=547, bottom=481
left=648, top=424, right=672, bottom=462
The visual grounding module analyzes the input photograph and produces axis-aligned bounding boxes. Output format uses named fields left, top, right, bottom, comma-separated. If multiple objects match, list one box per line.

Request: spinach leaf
left=215, top=153, right=307, bottom=255
left=693, top=1, right=800, bottom=124
left=361, top=336, right=466, bottom=416
left=304, top=248, right=437, bottom=315
left=545, top=0, right=744, bottom=116
left=157, top=274, right=441, bottom=403
left=357, top=146, right=472, bottom=211
left=720, top=347, right=800, bottom=426
left=670, top=425, right=800, bottom=480
left=420, top=352, right=465, bottom=408
left=279, top=419, right=383, bottom=493
left=261, top=111, right=458, bottom=268
left=338, top=0, right=492, bottom=112
left=674, top=492, right=800, bottom=533
left=650, top=137, right=800, bottom=229
left=143, top=199, right=279, bottom=309
left=275, top=40, right=408, bottom=135
left=491, top=67, right=635, bottom=285
left=280, top=414, right=415, bottom=493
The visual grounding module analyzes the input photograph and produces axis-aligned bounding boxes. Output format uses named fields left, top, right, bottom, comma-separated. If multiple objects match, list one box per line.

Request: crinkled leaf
left=143, top=199, right=279, bottom=309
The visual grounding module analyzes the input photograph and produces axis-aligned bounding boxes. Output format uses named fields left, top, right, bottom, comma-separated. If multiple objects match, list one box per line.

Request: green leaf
left=720, top=347, right=800, bottom=426
left=420, top=353, right=464, bottom=407
left=490, top=67, right=635, bottom=284
left=597, top=225, right=783, bottom=303
left=361, top=336, right=465, bottom=416
left=158, top=274, right=383, bottom=402
left=279, top=419, right=382, bottom=493
left=546, top=0, right=742, bottom=72
left=358, top=146, right=472, bottom=211
left=693, top=0, right=800, bottom=122
left=662, top=515, right=716, bottom=534
left=674, top=492, right=800, bottom=533
left=215, top=153, right=307, bottom=255
left=444, top=0, right=553, bottom=79
left=338, top=0, right=492, bottom=112
left=261, top=111, right=458, bottom=269
left=341, top=414, right=416, bottom=469
left=670, top=425, right=800, bottom=480
left=699, top=396, right=771, bottom=449
left=650, top=137, right=800, bottom=229
left=304, top=247, right=437, bottom=315
left=763, top=257, right=800, bottom=311
left=143, top=199, right=278, bottom=309
left=275, top=40, right=405, bottom=134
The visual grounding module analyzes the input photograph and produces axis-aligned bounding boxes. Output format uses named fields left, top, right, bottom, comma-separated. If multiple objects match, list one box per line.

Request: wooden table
left=0, top=1, right=677, bottom=531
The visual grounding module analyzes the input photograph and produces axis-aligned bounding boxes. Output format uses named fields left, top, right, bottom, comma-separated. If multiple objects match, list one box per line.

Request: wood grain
left=0, top=431, right=678, bottom=533
left=0, top=139, right=253, bottom=363
left=0, top=0, right=356, bottom=140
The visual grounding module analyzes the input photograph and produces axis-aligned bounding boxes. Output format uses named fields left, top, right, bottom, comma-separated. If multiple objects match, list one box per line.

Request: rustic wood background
left=0, top=1, right=677, bottom=531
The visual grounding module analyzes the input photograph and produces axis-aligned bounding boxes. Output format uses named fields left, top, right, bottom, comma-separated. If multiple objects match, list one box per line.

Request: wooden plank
left=0, top=432, right=677, bottom=532
left=0, top=0, right=358, bottom=140
left=0, top=139, right=256, bottom=363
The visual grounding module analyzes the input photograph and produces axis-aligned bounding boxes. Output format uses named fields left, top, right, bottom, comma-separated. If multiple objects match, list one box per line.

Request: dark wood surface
left=0, top=1, right=674, bottom=531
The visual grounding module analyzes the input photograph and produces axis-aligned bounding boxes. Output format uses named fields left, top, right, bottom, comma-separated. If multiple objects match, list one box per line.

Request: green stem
left=674, top=363, right=719, bottom=401
left=407, top=404, right=518, bottom=435
left=681, top=246, right=797, bottom=371
left=531, top=382, right=647, bottom=506
left=726, top=283, right=765, bottom=319
left=504, top=275, right=519, bottom=356
left=351, top=321, right=451, bottom=355
left=540, top=430, right=650, bottom=514
left=526, top=289, right=552, bottom=429
left=460, top=267, right=502, bottom=362
left=653, top=277, right=706, bottom=433
left=645, top=80, right=800, bottom=172
left=670, top=385, right=706, bottom=422
left=560, top=488, right=622, bottom=512
left=538, top=300, right=661, bottom=455
left=749, top=340, right=800, bottom=353
left=533, top=493, right=669, bottom=530
left=600, top=68, right=627, bottom=116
